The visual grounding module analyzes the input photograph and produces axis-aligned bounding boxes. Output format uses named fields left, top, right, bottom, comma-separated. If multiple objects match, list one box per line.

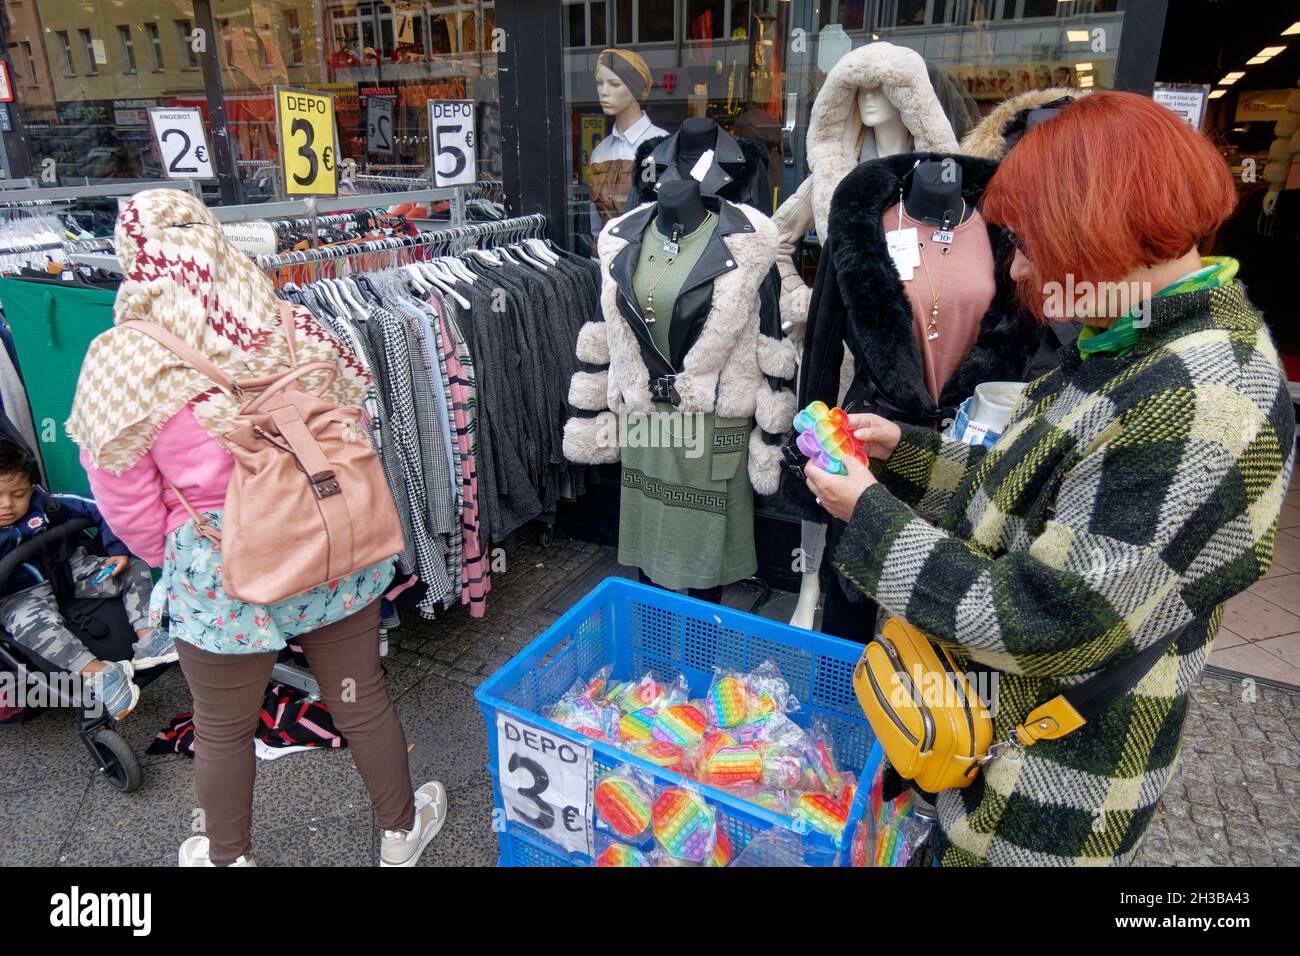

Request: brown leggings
left=174, top=601, right=414, bottom=865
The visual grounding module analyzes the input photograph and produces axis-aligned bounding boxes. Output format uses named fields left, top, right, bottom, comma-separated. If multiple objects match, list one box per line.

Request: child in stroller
left=0, top=438, right=176, bottom=719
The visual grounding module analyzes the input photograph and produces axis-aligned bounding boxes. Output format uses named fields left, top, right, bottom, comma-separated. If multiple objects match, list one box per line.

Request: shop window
left=118, top=26, right=137, bottom=75
left=20, top=40, right=38, bottom=85
left=177, top=19, right=199, bottom=71
left=284, top=12, right=305, bottom=66
left=1020, top=0, right=1062, bottom=18
left=614, top=0, right=632, bottom=45
left=146, top=23, right=165, bottom=72
left=79, top=29, right=98, bottom=76
left=685, top=0, right=725, bottom=40
left=889, top=0, right=932, bottom=27
left=818, top=0, right=869, bottom=31
left=567, top=2, right=588, bottom=47
left=639, top=0, right=675, bottom=43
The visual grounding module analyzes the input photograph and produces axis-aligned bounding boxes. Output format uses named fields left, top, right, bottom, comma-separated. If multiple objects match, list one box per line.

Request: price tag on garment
left=275, top=86, right=339, bottom=197
left=885, top=227, right=919, bottom=281
left=931, top=228, right=954, bottom=244
left=689, top=148, right=716, bottom=183
left=495, top=712, right=593, bottom=857
left=428, top=100, right=477, bottom=187
left=366, top=96, right=395, bottom=157
left=147, top=108, right=216, bottom=181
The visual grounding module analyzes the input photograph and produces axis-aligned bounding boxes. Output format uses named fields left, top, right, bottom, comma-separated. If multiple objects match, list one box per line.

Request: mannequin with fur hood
left=771, top=42, right=958, bottom=341
left=562, top=196, right=797, bottom=496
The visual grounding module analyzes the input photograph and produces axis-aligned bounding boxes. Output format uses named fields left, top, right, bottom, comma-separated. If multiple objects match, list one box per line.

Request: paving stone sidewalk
left=0, top=532, right=1295, bottom=866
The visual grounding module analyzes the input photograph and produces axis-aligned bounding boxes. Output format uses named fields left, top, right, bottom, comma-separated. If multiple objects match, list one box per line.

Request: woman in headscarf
left=67, top=189, right=445, bottom=868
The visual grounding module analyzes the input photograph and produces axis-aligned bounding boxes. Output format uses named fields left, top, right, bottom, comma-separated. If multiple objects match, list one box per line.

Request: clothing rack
left=210, top=186, right=465, bottom=227
left=253, top=213, right=547, bottom=271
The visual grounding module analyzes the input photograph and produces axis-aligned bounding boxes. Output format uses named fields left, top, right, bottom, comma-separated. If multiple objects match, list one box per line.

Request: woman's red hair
left=980, top=90, right=1237, bottom=322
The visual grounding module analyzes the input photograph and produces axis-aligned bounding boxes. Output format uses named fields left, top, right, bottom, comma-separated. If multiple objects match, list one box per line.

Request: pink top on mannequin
left=884, top=203, right=995, bottom=403
left=80, top=404, right=233, bottom=567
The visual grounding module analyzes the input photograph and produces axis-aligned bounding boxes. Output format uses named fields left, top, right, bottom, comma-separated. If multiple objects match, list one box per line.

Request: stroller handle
left=0, top=518, right=95, bottom=591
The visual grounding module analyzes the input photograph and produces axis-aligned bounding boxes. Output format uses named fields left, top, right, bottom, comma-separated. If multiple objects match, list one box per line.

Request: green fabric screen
left=0, top=278, right=115, bottom=495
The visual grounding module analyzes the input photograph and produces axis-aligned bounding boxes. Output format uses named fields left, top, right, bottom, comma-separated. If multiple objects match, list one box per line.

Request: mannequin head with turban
left=596, top=48, right=652, bottom=129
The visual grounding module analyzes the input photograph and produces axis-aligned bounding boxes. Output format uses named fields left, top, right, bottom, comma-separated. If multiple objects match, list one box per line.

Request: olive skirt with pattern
left=617, top=411, right=757, bottom=591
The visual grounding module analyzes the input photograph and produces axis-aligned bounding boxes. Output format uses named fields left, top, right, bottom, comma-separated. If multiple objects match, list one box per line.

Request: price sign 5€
left=147, top=108, right=215, bottom=181
left=275, top=86, right=339, bottom=197
left=427, top=100, right=477, bottom=188
left=495, top=713, right=593, bottom=857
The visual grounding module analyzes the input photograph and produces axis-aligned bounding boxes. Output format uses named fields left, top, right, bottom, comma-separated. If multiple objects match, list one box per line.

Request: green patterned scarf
left=1077, top=256, right=1239, bottom=360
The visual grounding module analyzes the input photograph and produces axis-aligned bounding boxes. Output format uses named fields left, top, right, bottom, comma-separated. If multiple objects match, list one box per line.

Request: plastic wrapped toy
left=792, top=775, right=857, bottom=847
left=594, top=770, right=654, bottom=840
left=651, top=703, right=707, bottom=747
left=630, top=739, right=688, bottom=772
left=652, top=786, right=717, bottom=863
left=793, top=400, right=869, bottom=476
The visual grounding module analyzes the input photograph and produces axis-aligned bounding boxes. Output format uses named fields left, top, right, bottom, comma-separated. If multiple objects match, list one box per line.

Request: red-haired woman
left=807, top=91, right=1295, bottom=866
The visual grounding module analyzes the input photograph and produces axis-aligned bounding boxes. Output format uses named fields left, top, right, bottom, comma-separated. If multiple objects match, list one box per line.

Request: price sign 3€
left=275, top=86, right=339, bottom=197
left=495, top=713, right=593, bottom=857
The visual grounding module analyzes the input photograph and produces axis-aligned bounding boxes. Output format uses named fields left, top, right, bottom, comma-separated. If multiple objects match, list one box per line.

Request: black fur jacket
left=783, top=151, right=1045, bottom=519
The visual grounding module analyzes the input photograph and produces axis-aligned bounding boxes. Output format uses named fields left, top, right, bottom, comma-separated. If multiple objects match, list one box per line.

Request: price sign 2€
left=495, top=713, right=593, bottom=857
left=275, top=86, right=339, bottom=197
left=147, top=108, right=215, bottom=181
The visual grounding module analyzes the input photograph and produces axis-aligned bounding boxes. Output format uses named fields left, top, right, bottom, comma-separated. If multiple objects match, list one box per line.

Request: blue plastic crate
left=475, top=577, right=881, bottom=867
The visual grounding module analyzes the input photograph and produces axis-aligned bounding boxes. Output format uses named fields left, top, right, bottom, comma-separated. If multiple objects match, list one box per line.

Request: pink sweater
left=81, top=405, right=233, bottom=567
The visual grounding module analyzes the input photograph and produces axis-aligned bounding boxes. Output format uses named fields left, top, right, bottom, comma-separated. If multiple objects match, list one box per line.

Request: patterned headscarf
left=597, top=48, right=652, bottom=102
left=67, top=189, right=370, bottom=475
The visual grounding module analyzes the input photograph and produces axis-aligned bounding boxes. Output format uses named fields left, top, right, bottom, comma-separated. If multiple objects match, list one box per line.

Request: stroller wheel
left=90, top=729, right=143, bottom=793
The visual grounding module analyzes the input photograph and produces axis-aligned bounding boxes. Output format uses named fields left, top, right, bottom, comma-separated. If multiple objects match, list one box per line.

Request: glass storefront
left=0, top=0, right=1148, bottom=238
left=0, top=1, right=501, bottom=206
left=560, top=0, right=1130, bottom=251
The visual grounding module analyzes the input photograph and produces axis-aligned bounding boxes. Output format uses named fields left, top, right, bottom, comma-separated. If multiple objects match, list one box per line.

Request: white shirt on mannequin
left=590, top=112, right=667, bottom=164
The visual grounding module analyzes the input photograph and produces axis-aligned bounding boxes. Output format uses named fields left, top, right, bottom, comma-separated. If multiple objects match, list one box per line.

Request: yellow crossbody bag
left=853, top=616, right=1182, bottom=793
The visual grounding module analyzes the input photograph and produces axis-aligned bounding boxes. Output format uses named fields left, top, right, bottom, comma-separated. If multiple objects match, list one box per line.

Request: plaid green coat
left=834, top=281, right=1295, bottom=866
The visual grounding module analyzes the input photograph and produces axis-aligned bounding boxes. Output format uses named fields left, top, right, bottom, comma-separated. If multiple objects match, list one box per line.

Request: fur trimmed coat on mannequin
left=771, top=42, right=958, bottom=341
left=562, top=199, right=797, bottom=496
left=959, top=87, right=1089, bottom=159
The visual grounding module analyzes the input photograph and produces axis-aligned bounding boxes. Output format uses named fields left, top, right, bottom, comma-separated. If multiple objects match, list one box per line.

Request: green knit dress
left=618, top=214, right=757, bottom=590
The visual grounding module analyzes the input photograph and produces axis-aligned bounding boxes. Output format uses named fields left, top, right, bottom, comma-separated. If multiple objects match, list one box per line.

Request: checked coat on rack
left=562, top=198, right=797, bottom=496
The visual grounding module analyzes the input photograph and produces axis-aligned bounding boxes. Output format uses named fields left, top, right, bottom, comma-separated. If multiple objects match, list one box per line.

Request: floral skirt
left=150, top=509, right=397, bottom=655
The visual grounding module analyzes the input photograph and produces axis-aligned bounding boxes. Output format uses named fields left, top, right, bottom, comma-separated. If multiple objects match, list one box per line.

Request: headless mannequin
left=790, top=88, right=913, bottom=631
left=671, top=118, right=719, bottom=179
left=655, top=178, right=709, bottom=238
left=637, top=177, right=722, bottom=605
left=902, top=159, right=975, bottom=227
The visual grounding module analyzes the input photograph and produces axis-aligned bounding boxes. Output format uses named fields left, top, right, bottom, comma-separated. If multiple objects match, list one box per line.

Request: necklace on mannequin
left=642, top=251, right=676, bottom=324
left=916, top=240, right=950, bottom=341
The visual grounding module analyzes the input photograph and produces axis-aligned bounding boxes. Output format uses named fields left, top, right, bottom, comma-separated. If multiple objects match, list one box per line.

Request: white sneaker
left=177, top=835, right=256, bottom=867
left=379, top=781, right=447, bottom=867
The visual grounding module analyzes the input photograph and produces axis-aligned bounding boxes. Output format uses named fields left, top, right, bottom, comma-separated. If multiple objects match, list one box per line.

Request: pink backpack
left=122, top=304, right=404, bottom=604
